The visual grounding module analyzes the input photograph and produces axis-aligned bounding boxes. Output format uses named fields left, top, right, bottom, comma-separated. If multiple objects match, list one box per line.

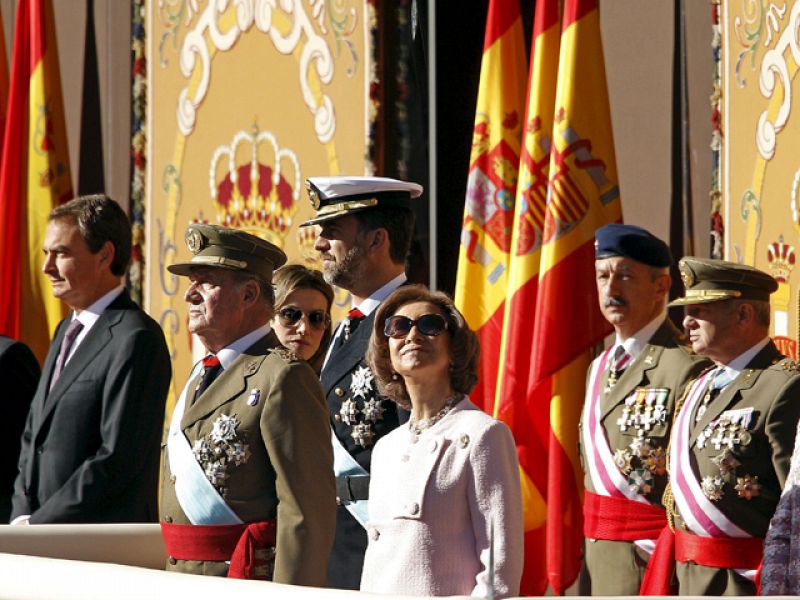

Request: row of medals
left=695, top=382, right=760, bottom=501
left=609, top=368, right=761, bottom=501
left=609, top=370, right=668, bottom=496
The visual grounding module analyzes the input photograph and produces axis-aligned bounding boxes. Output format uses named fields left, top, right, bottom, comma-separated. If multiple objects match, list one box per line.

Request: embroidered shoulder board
left=269, top=347, right=301, bottom=362
left=779, top=358, right=800, bottom=372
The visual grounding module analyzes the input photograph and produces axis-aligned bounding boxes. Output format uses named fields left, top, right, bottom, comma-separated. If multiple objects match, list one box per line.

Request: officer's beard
left=322, top=243, right=368, bottom=290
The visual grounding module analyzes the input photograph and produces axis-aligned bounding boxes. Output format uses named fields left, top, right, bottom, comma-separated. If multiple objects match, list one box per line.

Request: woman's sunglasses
left=277, top=307, right=330, bottom=331
left=384, top=314, right=449, bottom=338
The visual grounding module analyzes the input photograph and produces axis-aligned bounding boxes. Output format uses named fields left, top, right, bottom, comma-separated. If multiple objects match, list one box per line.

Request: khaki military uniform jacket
left=161, top=332, right=336, bottom=586
left=580, top=319, right=710, bottom=596
left=673, top=340, right=800, bottom=595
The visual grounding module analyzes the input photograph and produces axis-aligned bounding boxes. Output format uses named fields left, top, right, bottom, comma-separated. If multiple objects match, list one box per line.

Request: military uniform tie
left=50, top=319, right=84, bottom=390
left=606, top=345, right=632, bottom=392
left=195, top=354, right=222, bottom=400
left=695, top=366, right=734, bottom=422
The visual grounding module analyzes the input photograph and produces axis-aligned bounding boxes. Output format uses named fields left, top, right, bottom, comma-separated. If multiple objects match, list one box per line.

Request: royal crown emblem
left=767, top=236, right=795, bottom=283
left=209, top=126, right=301, bottom=248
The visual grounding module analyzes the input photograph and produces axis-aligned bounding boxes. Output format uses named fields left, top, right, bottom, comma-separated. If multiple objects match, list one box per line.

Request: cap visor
left=300, top=207, right=369, bottom=228
left=667, top=293, right=740, bottom=307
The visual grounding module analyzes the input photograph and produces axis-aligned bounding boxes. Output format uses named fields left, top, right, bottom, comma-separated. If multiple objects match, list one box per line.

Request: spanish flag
left=454, top=0, right=527, bottom=413
left=532, top=0, right=621, bottom=592
left=0, top=0, right=72, bottom=362
left=494, top=0, right=560, bottom=594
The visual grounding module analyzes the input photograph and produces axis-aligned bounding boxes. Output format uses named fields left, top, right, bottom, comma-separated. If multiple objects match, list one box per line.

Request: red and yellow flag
left=532, top=0, right=622, bottom=592
left=0, top=0, right=73, bottom=362
left=454, top=0, right=527, bottom=413
left=494, top=0, right=560, bottom=595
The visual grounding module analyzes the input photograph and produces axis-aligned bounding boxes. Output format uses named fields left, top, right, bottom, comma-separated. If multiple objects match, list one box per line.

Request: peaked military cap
left=595, top=223, right=673, bottom=267
left=300, top=176, right=423, bottom=227
left=167, top=223, right=287, bottom=282
left=668, top=257, right=778, bottom=306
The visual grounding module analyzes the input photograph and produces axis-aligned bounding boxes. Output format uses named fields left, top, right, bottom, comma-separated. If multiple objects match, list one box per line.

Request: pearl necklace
left=409, top=394, right=462, bottom=436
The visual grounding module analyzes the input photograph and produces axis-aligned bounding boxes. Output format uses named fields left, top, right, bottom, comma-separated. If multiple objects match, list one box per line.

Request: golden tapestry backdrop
left=722, top=0, right=800, bottom=358
left=146, top=1, right=370, bottom=400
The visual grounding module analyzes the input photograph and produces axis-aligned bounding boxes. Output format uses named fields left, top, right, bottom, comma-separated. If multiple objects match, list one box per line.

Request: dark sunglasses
left=277, top=307, right=330, bottom=331
left=384, top=314, right=449, bottom=338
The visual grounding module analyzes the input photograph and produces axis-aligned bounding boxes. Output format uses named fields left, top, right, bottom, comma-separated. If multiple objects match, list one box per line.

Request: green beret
left=167, top=224, right=286, bottom=283
left=668, top=257, right=778, bottom=306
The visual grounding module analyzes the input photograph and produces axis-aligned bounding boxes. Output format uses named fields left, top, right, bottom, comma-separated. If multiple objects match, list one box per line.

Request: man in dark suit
left=0, top=337, right=39, bottom=521
left=662, top=257, right=800, bottom=595
left=580, top=225, right=710, bottom=595
left=300, top=176, right=422, bottom=589
left=10, top=194, right=171, bottom=524
left=160, top=224, right=335, bottom=584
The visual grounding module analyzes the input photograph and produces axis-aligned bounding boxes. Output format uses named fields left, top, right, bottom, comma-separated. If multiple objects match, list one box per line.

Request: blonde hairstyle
left=273, top=264, right=334, bottom=372
left=366, top=284, right=479, bottom=409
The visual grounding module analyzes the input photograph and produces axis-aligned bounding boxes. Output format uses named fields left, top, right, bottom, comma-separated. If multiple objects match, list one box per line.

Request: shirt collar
left=352, top=272, right=407, bottom=317
left=614, top=309, right=667, bottom=361
left=719, top=336, right=771, bottom=376
left=215, top=322, right=272, bottom=370
left=73, top=285, right=125, bottom=329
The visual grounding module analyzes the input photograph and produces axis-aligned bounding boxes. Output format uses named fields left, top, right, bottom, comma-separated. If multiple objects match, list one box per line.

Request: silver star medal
left=351, top=422, right=375, bottom=447
left=701, top=475, right=725, bottom=501
left=362, top=397, right=385, bottom=422
left=210, top=414, right=240, bottom=444
left=339, top=398, right=359, bottom=426
left=350, top=366, right=375, bottom=399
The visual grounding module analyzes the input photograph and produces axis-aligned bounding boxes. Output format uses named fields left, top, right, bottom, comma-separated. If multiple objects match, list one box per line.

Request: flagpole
left=428, top=0, right=437, bottom=291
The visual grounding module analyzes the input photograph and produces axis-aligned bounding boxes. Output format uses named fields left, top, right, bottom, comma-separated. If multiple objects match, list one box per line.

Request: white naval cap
left=300, top=176, right=423, bottom=227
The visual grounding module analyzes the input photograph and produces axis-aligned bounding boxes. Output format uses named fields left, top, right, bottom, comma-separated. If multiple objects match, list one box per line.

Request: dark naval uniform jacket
left=323, top=309, right=409, bottom=589
left=11, top=290, right=171, bottom=523
left=580, top=319, right=710, bottom=595
left=161, top=331, right=336, bottom=586
left=673, top=340, right=800, bottom=596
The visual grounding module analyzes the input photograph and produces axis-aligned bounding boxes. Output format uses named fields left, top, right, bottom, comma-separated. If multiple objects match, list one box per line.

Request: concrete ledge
left=0, top=523, right=166, bottom=569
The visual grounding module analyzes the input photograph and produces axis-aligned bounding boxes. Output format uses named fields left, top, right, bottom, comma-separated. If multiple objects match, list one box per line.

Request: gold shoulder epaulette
left=778, top=358, right=800, bottom=372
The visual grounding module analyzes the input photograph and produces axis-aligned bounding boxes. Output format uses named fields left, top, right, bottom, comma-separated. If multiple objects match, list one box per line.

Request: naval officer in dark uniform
left=300, top=176, right=422, bottom=589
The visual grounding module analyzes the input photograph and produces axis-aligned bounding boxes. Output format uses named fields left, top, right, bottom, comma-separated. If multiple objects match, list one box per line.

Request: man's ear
left=738, top=302, right=755, bottom=325
left=98, top=240, right=115, bottom=269
left=241, top=279, right=259, bottom=305
left=366, top=228, right=388, bottom=253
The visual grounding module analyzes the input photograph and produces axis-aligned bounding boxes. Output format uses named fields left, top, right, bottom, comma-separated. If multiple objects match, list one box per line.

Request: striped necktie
left=606, top=345, right=632, bottom=392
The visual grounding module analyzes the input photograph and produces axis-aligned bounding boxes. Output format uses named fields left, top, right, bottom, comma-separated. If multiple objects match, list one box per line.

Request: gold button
left=334, top=414, right=342, bottom=422
left=170, top=475, right=176, bottom=484
left=335, top=387, right=345, bottom=397
left=168, top=556, right=177, bottom=565
left=336, top=496, right=343, bottom=506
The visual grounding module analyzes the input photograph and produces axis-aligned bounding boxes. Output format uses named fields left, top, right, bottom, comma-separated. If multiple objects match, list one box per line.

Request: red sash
left=161, top=520, right=277, bottom=579
left=583, top=490, right=667, bottom=540
left=640, top=527, right=763, bottom=595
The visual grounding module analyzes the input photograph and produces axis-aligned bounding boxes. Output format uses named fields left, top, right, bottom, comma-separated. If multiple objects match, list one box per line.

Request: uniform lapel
left=599, top=320, right=671, bottom=420
left=321, top=312, right=376, bottom=394
left=690, top=341, right=781, bottom=447
left=181, top=333, right=273, bottom=429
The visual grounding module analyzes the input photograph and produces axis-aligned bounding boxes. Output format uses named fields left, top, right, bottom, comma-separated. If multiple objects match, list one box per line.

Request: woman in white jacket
left=361, top=284, right=523, bottom=598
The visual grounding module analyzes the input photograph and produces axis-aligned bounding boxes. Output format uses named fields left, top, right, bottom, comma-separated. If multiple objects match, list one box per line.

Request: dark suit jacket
left=322, top=310, right=409, bottom=589
left=11, top=290, right=171, bottom=523
left=0, top=337, right=40, bottom=522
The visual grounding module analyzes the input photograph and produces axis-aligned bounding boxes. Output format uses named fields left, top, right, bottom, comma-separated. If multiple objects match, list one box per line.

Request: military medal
left=351, top=422, right=375, bottom=447
left=628, top=468, right=653, bottom=495
left=247, top=388, right=260, bottom=406
left=711, top=449, right=741, bottom=478
left=362, top=398, right=385, bottom=422
left=339, top=399, right=359, bottom=426
left=701, top=475, right=725, bottom=501
left=735, top=474, right=762, bottom=499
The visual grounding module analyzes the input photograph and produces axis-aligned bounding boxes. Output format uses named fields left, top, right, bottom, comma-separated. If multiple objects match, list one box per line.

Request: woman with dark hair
left=271, top=264, right=333, bottom=374
left=360, top=284, right=523, bottom=598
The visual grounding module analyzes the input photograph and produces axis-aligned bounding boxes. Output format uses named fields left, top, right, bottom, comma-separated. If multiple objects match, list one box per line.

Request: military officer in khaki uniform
left=159, top=224, right=335, bottom=585
left=580, top=224, right=710, bottom=595
left=661, top=257, right=800, bottom=595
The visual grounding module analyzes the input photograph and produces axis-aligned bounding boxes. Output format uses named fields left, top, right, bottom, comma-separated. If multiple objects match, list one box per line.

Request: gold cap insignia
left=185, top=228, right=204, bottom=254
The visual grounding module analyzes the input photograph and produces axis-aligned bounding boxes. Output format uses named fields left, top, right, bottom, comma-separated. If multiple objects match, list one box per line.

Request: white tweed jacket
left=360, top=396, right=524, bottom=598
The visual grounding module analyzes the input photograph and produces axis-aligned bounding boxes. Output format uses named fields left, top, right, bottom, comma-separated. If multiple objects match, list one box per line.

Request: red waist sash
left=160, top=520, right=276, bottom=579
left=640, top=526, right=763, bottom=595
left=583, top=490, right=667, bottom=541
